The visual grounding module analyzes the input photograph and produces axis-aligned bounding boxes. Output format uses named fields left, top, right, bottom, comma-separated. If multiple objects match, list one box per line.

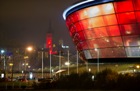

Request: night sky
left=0, top=0, right=79, bottom=53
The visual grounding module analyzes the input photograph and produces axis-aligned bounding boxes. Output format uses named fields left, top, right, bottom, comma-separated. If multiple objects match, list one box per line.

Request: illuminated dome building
left=63, top=0, right=140, bottom=62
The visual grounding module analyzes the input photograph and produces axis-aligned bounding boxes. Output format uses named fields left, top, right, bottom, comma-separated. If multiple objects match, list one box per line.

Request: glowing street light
left=136, top=65, right=140, bottom=69
left=0, top=49, right=6, bottom=79
left=26, top=46, right=33, bottom=52
left=1, top=50, right=5, bottom=54
left=24, top=46, right=33, bottom=81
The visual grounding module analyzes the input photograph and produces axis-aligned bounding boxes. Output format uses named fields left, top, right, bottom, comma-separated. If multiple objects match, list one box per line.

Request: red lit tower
left=46, top=33, right=53, bottom=54
left=46, top=22, right=57, bottom=55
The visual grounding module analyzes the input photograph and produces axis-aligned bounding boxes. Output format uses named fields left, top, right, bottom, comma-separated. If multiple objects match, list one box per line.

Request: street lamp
left=24, top=46, right=33, bottom=80
left=26, top=46, right=33, bottom=52
left=0, top=49, right=6, bottom=79
left=95, top=48, right=100, bottom=72
left=9, top=63, right=13, bottom=81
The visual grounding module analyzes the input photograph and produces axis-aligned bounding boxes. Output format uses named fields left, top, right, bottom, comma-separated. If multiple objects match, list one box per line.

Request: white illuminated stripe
left=63, top=0, right=94, bottom=20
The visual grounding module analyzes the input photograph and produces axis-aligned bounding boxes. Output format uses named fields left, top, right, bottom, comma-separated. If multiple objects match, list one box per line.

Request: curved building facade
left=63, top=0, right=140, bottom=61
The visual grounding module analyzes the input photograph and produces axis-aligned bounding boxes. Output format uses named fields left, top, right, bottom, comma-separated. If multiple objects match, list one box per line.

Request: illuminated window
left=70, top=12, right=79, bottom=23
left=70, top=25, right=76, bottom=37
left=117, top=12, right=136, bottom=24
left=114, top=0, right=134, bottom=13
left=104, top=14, right=118, bottom=25
left=136, top=12, right=140, bottom=22
left=78, top=9, right=88, bottom=20
left=94, top=27, right=108, bottom=38
left=66, top=17, right=72, bottom=28
left=101, top=3, right=115, bottom=14
left=133, top=0, right=140, bottom=10
left=96, top=37, right=111, bottom=48
left=73, top=34, right=79, bottom=45
left=89, top=16, right=106, bottom=28
left=77, top=41, right=89, bottom=50
left=87, top=39, right=98, bottom=49
left=75, top=22, right=84, bottom=32
left=107, top=25, right=121, bottom=36
left=120, top=24, right=140, bottom=35
left=84, top=29, right=96, bottom=39
left=110, top=37, right=123, bottom=47
left=86, top=6, right=101, bottom=18
left=77, top=31, right=86, bottom=42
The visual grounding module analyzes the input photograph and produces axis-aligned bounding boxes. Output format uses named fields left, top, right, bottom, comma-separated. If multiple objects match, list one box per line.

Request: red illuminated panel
left=114, top=0, right=134, bottom=13
left=94, top=27, right=108, bottom=38
left=117, top=12, right=136, bottom=24
left=78, top=31, right=86, bottom=41
left=133, top=0, right=140, bottom=10
left=136, top=12, right=140, bottom=22
left=70, top=12, right=79, bottom=23
left=66, top=16, right=72, bottom=28
left=120, top=24, right=140, bottom=35
left=107, top=25, right=120, bottom=36
left=84, top=29, right=97, bottom=39
left=73, top=33, right=79, bottom=44
left=80, top=19, right=90, bottom=30
left=70, top=25, right=76, bottom=37
left=104, top=14, right=118, bottom=25
left=76, top=41, right=88, bottom=51
left=87, top=39, right=98, bottom=49
left=75, top=22, right=84, bottom=32
left=96, top=38, right=111, bottom=48
left=110, top=37, right=123, bottom=47
left=73, top=32, right=85, bottom=43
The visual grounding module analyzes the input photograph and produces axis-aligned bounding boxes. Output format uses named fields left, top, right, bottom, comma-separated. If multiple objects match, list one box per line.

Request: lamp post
left=9, top=63, right=13, bottom=81
left=1, top=50, right=6, bottom=79
left=77, top=51, right=79, bottom=74
left=59, top=51, right=61, bottom=76
left=95, top=48, right=100, bottom=72
left=65, top=61, right=70, bottom=75
left=62, top=44, right=70, bottom=75
left=67, top=50, right=70, bottom=75
left=50, top=51, right=52, bottom=78
left=24, top=46, right=33, bottom=80
left=41, top=48, right=44, bottom=78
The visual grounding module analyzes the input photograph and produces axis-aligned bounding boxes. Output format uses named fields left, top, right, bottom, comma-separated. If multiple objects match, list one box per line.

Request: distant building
left=46, top=33, right=57, bottom=55
left=63, top=0, right=140, bottom=61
